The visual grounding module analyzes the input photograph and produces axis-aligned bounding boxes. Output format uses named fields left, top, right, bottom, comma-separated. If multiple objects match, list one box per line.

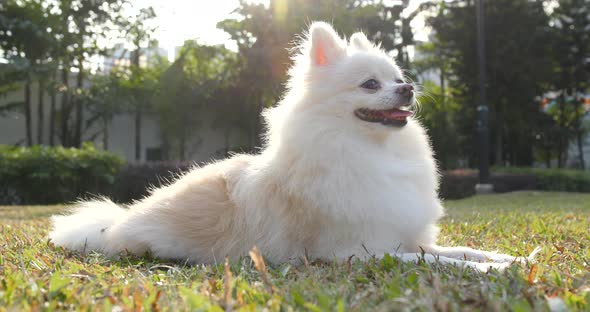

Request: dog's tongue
left=381, top=108, right=413, bottom=119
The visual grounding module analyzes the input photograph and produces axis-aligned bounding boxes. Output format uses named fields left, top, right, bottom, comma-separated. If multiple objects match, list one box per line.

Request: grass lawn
left=1, top=191, right=589, bottom=311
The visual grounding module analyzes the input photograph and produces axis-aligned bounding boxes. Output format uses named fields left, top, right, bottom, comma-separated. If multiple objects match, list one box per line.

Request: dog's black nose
left=395, top=84, right=414, bottom=98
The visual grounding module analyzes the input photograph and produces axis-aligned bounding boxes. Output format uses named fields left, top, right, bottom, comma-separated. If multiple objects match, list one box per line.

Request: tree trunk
left=24, top=79, right=33, bottom=146
left=494, top=128, right=502, bottom=166
left=557, top=91, right=566, bottom=168
left=74, top=58, right=84, bottom=147
left=103, top=116, right=109, bottom=150
left=438, top=59, right=448, bottom=168
left=520, top=134, right=534, bottom=166
left=132, top=47, right=142, bottom=161
left=253, top=92, right=264, bottom=148
left=440, top=61, right=446, bottom=111
left=494, top=114, right=503, bottom=166
left=179, top=129, right=186, bottom=161
left=37, top=79, right=45, bottom=145
left=161, top=135, right=170, bottom=161
left=60, top=64, right=70, bottom=146
left=576, top=131, right=584, bottom=169
left=135, top=110, right=142, bottom=161
left=49, top=73, right=56, bottom=146
left=574, top=94, right=585, bottom=169
left=224, top=127, right=231, bottom=156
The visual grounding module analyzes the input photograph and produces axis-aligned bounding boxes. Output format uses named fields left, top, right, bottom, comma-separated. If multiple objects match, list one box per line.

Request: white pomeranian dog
left=50, top=22, right=537, bottom=271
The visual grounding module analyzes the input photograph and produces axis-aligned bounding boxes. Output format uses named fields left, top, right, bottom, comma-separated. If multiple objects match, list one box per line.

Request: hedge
left=493, top=166, right=590, bottom=193
left=1, top=145, right=589, bottom=204
left=439, top=170, right=536, bottom=199
left=0, top=144, right=124, bottom=205
left=111, top=161, right=193, bottom=203
left=440, top=167, right=590, bottom=199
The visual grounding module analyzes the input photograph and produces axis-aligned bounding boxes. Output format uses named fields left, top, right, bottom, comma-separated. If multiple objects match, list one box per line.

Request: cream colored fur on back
left=50, top=22, right=537, bottom=271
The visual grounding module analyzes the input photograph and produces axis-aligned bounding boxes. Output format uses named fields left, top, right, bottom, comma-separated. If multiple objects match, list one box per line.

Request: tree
left=542, top=94, right=588, bottom=168
left=52, top=0, right=125, bottom=147
left=549, top=0, right=590, bottom=169
left=0, top=0, right=57, bottom=146
left=157, top=41, right=238, bottom=160
left=415, top=81, right=461, bottom=169
left=1, top=0, right=128, bottom=147
left=218, top=0, right=428, bottom=148
left=0, top=62, right=26, bottom=115
left=85, top=69, right=127, bottom=151
left=414, top=30, right=457, bottom=168
left=426, top=0, right=554, bottom=167
left=115, top=7, right=158, bottom=160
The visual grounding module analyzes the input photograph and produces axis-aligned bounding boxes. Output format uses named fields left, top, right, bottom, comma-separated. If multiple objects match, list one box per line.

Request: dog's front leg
left=385, top=252, right=511, bottom=272
left=422, top=245, right=541, bottom=264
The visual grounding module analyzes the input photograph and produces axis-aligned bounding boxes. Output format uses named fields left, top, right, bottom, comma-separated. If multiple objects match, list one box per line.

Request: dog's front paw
left=484, top=252, right=519, bottom=263
left=487, top=246, right=542, bottom=264
left=523, top=246, right=542, bottom=263
left=473, top=261, right=511, bottom=272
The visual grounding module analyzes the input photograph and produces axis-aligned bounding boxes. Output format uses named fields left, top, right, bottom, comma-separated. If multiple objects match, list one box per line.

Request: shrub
left=0, top=143, right=124, bottom=205
left=110, top=161, right=194, bottom=203
left=114, top=165, right=535, bottom=202
left=493, top=167, right=590, bottom=192
left=489, top=172, right=537, bottom=193
left=2, top=144, right=586, bottom=205
left=440, top=167, right=590, bottom=199
left=439, top=169, right=478, bottom=199
left=439, top=169, right=536, bottom=199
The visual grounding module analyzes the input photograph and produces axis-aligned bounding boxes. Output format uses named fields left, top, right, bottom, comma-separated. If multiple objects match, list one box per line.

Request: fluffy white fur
left=50, top=22, right=538, bottom=271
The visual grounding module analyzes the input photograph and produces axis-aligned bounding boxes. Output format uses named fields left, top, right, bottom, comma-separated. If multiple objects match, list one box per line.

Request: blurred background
left=0, top=0, right=589, bottom=204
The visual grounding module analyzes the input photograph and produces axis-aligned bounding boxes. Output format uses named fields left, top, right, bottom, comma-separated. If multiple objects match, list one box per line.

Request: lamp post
left=475, top=0, right=492, bottom=193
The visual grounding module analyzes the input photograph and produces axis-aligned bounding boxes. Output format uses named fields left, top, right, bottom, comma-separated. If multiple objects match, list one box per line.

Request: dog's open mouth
left=354, top=107, right=414, bottom=127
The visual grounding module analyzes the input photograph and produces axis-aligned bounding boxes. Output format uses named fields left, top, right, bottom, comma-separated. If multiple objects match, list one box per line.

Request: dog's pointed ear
left=308, top=22, right=346, bottom=66
left=350, top=32, right=372, bottom=51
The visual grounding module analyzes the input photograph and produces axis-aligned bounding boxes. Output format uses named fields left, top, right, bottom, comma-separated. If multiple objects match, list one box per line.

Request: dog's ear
left=350, top=32, right=372, bottom=51
left=308, top=22, right=346, bottom=66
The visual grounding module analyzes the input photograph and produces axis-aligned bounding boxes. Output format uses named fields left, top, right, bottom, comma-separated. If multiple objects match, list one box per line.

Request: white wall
left=0, top=80, right=251, bottom=163
left=0, top=80, right=163, bottom=162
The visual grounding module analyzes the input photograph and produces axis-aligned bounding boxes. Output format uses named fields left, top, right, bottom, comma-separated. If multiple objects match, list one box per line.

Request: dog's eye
left=395, top=79, right=404, bottom=83
left=360, top=79, right=380, bottom=90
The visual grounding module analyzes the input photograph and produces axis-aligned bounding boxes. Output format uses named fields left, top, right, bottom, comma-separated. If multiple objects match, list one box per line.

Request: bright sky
left=128, top=0, right=429, bottom=61
left=131, top=0, right=266, bottom=60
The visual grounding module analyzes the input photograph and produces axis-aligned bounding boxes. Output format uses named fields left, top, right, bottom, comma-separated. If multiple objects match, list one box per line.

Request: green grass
left=1, top=191, right=589, bottom=311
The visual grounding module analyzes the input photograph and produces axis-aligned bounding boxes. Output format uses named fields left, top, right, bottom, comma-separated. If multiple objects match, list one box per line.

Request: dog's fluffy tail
left=49, top=199, right=128, bottom=255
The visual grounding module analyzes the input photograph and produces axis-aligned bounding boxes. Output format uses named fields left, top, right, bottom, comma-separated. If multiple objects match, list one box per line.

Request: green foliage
left=0, top=63, right=25, bottom=113
left=156, top=41, right=241, bottom=159
left=0, top=143, right=124, bottom=204
left=0, top=0, right=131, bottom=147
left=85, top=70, right=128, bottom=131
left=1, top=0, right=588, bottom=169
left=417, top=81, right=461, bottom=169
left=420, top=0, right=590, bottom=168
left=0, top=0, right=58, bottom=63
left=494, top=166, right=590, bottom=193
left=551, top=0, right=590, bottom=93
left=1, top=192, right=589, bottom=310
left=426, top=0, right=555, bottom=167
left=217, top=0, right=431, bottom=146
